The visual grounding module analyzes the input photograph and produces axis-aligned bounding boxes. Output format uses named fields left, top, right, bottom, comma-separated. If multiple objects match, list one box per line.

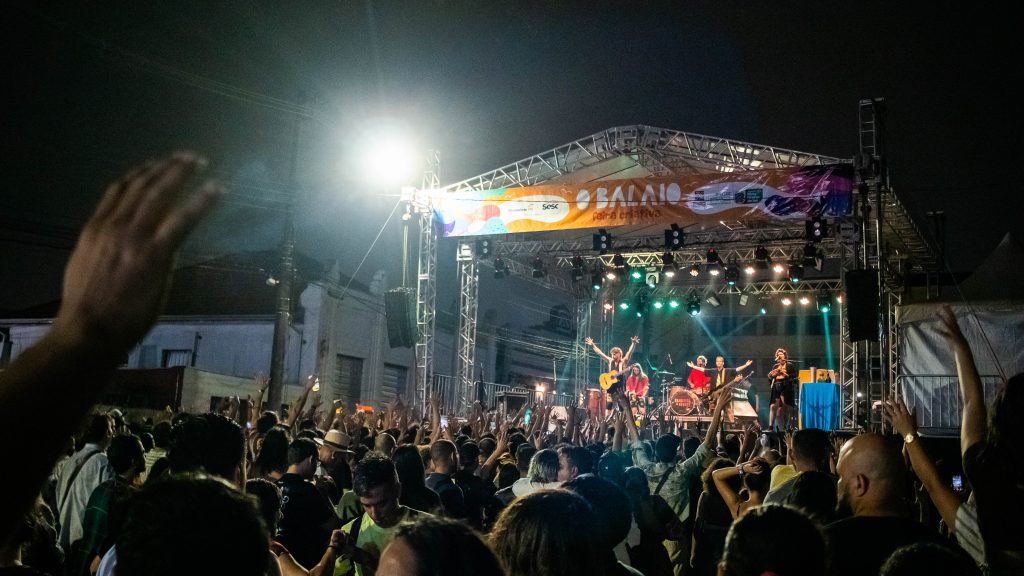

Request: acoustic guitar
left=599, top=364, right=639, bottom=391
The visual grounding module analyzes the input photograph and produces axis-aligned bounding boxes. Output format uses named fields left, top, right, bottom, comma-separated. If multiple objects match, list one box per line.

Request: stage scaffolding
left=415, top=114, right=937, bottom=429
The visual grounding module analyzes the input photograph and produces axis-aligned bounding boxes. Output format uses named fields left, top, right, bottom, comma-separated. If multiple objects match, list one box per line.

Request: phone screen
left=524, top=409, right=532, bottom=426
left=951, top=475, right=963, bottom=492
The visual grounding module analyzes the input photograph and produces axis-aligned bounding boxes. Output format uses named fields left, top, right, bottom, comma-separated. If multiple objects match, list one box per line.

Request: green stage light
left=619, top=302, right=629, bottom=310
left=653, top=300, right=664, bottom=309
left=669, top=299, right=680, bottom=309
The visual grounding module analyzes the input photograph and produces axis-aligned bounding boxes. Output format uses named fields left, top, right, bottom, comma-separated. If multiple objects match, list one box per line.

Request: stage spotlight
left=571, top=255, right=585, bottom=282
left=612, top=253, right=626, bottom=268
left=619, top=301, right=630, bottom=310
left=664, top=224, right=683, bottom=249
left=706, top=295, right=721, bottom=307
left=788, top=262, right=804, bottom=283
left=653, top=300, right=664, bottom=310
left=631, top=269, right=643, bottom=280
left=603, top=302, right=614, bottom=311
left=689, top=263, right=700, bottom=277
left=532, top=256, right=546, bottom=278
left=668, top=299, right=680, bottom=309
left=475, top=239, right=493, bottom=258
left=781, top=296, right=793, bottom=306
left=706, top=247, right=721, bottom=265
left=593, top=229, right=612, bottom=254
left=743, top=262, right=756, bottom=275
left=687, top=296, right=701, bottom=316
left=836, top=293, right=844, bottom=304
left=739, top=294, right=749, bottom=306
left=772, top=262, right=785, bottom=274
left=802, top=243, right=818, bottom=267
left=806, top=217, right=828, bottom=242
left=605, top=269, right=618, bottom=281
left=708, top=263, right=721, bottom=277
left=760, top=304, right=768, bottom=315
left=799, top=296, right=811, bottom=306
left=401, top=203, right=413, bottom=221
left=755, top=245, right=771, bottom=269
left=493, top=257, right=510, bottom=279
left=816, top=292, right=832, bottom=313
left=724, top=265, right=740, bottom=286
left=590, top=271, right=603, bottom=291
left=661, top=252, right=678, bottom=277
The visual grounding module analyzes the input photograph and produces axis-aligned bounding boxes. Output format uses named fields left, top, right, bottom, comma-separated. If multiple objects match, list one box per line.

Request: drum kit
left=583, top=369, right=755, bottom=423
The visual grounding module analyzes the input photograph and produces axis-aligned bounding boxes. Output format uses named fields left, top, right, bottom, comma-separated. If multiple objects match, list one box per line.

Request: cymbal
left=654, top=370, right=675, bottom=376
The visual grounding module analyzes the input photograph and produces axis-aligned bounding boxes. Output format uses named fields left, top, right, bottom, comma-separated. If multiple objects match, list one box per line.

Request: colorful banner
left=436, top=163, right=853, bottom=237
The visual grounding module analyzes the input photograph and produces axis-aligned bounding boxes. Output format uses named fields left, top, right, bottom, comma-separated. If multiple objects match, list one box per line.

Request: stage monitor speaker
left=497, top=391, right=528, bottom=415
left=845, top=269, right=880, bottom=342
left=385, top=288, right=416, bottom=348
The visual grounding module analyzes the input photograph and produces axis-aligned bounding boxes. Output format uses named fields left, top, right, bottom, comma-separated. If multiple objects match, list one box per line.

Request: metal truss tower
left=455, top=243, right=480, bottom=412
left=414, top=150, right=440, bottom=410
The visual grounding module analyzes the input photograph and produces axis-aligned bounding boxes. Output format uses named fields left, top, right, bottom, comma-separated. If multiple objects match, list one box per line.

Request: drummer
left=624, top=364, right=649, bottom=409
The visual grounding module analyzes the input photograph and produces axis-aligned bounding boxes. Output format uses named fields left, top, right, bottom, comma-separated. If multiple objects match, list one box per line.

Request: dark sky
left=2, top=1, right=1018, bottom=311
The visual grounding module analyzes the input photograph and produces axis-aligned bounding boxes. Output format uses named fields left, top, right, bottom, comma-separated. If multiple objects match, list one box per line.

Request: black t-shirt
left=277, top=473, right=336, bottom=569
left=825, top=516, right=949, bottom=576
left=453, top=469, right=495, bottom=530
left=424, top=472, right=467, bottom=519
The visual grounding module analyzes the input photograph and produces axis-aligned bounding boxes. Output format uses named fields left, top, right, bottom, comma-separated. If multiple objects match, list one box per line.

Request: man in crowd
left=54, top=413, right=115, bottom=553
left=277, top=437, right=339, bottom=569
left=425, top=439, right=467, bottom=518
left=763, top=428, right=832, bottom=505
left=826, top=434, right=952, bottom=576
left=337, top=454, right=428, bottom=576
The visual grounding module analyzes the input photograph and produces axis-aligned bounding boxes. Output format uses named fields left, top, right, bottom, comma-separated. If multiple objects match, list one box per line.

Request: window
left=335, top=355, right=364, bottom=410
left=161, top=349, right=192, bottom=368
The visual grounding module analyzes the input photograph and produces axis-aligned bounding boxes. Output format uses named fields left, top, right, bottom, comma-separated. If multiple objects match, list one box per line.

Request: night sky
left=2, top=1, right=1017, bottom=312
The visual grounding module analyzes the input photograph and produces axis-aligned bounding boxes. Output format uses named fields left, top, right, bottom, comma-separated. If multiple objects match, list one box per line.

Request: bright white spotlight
left=359, top=121, right=420, bottom=187
left=772, top=262, right=785, bottom=274
left=781, top=296, right=793, bottom=306
left=799, top=296, right=811, bottom=306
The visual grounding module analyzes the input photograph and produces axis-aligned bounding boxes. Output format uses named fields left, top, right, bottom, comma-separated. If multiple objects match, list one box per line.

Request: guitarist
left=585, top=335, right=638, bottom=411
left=688, top=355, right=753, bottom=424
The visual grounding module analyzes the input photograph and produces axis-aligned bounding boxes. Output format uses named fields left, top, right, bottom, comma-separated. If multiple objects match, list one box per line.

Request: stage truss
left=412, top=113, right=937, bottom=431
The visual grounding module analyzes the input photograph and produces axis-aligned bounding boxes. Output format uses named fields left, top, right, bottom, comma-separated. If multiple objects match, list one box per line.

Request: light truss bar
left=414, top=150, right=440, bottom=409
left=441, top=125, right=845, bottom=193
left=455, top=244, right=479, bottom=414
left=574, top=300, right=592, bottom=398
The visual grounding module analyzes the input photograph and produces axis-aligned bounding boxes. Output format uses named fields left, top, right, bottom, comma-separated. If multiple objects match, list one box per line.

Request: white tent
left=898, top=233, right=1024, bottom=433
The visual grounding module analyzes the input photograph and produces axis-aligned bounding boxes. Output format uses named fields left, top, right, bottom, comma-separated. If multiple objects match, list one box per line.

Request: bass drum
left=668, top=386, right=699, bottom=416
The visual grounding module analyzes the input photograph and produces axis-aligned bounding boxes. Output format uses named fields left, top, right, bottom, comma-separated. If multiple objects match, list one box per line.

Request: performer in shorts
left=585, top=335, right=638, bottom=412
left=768, top=348, right=798, bottom=431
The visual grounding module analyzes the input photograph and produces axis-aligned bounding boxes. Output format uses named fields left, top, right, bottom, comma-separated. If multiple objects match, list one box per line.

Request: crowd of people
left=1, top=155, right=1022, bottom=576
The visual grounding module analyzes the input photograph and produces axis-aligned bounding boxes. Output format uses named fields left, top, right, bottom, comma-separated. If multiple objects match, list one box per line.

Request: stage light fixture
left=706, top=295, right=721, bottom=307
left=781, top=296, right=793, bottom=306
left=772, top=262, right=786, bottom=274
left=788, top=262, right=804, bottom=283
left=591, top=273, right=603, bottom=291
left=661, top=252, right=678, bottom=278
left=593, top=229, right=612, bottom=254
left=653, top=300, right=664, bottom=309
left=493, top=257, right=510, bottom=279
left=612, top=253, right=626, bottom=268
left=706, top=247, right=721, bottom=264
left=799, top=296, right=811, bottom=306
left=664, top=224, right=683, bottom=249
left=570, top=255, right=585, bottom=282
left=708, top=264, right=721, bottom=277
left=619, top=301, right=630, bottom=310
left=401, top=203, right=413, bottom=221
left=816, top=292, right=832, bottom=313
left=689, top=263, right=700, bottom=277
left=475, top=239, right=493, bottom=258
left=631, top=269, right=643, bottom=280
left=606, top=270, right=618, bottom=281
left=802, top=243, right=818, bottom=267
left=668, top=299, right=680, bottom=309
left=687, top=296, right=701, bottom=316
left=760, top=304, right=768, bottom=315
left=724, top=265, right=740, bottom=286
left=806, top=217, right=828, bottom=242
left=836, top=293, right=844, bottom=304
left=532, top=256, right=546, bottom=278
left=743, top=262, right=756, bottom=275
left=755, top=245, right=771, bottom=269
left=603, top=302, right=614, bottom=311
left=739, top=294, right=749, bottom=306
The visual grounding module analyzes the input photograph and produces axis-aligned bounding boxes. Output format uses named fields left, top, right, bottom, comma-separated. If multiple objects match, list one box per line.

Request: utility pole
left=268, top=100, right=304, bottom=411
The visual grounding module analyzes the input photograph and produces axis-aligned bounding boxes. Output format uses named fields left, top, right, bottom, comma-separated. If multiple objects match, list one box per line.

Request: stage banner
left=436, top=163, right=853, bottom=237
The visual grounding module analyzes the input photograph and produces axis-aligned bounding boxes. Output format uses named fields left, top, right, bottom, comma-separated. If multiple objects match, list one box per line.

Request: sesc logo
left=542, top=203, right=560, bottom=210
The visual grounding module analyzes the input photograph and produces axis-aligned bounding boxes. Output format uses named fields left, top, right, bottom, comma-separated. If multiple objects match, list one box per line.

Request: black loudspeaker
left=845, top=269, right=879, bottom=342
left=385, top=288, right=416, bottom=348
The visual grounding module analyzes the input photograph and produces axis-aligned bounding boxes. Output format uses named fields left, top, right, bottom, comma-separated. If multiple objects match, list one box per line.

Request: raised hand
left=584, top=337, right=594, bottom=346
left=882, top=398, right=918, bottom=438
left=54, top=153, right=223, bottom=354
left=630, top=335, right=640, bottom=344
left=934, top=304, right=968, bottom=346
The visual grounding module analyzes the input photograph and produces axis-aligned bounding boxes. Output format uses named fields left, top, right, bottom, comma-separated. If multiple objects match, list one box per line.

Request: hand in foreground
left=882, top=398, right=918, bottom=438
left=54, top=153, right=222, bottom=354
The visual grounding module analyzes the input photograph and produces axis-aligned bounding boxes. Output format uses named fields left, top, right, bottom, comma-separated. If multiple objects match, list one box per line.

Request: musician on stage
left=768, top=348, right=798, bottom=431
left=624, top=364, right=650, bottom=416
left=585, top=335, right=638, bottom=410
left=689, top=355, right=753, bottom=423
left=686, top=355, right=711, bottom=396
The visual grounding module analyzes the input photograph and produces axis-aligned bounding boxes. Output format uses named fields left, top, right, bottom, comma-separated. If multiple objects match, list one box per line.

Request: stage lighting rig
left=532, top=256, right=546, bottom=278
left=686, top=296, right=701, bottom=316
left=664, top=224, right=683, bottom=250
left=755, top=245, right=771, bottom=269
left=493, top=257, right=510, bottom=279
left=788, top=261, right=804, bottom=283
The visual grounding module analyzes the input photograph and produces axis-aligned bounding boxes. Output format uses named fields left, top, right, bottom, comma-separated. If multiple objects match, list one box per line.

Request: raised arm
left=884, top=399, right=961, bottom=532
left=935, top=305, right=986, bottom=455
left=713, top=460, right=765, bottom=519
left=585, top=337, right=613, bottom=363
left=0, top=153, right=222, bottom=537
left=704, top=381, right=736, bottom=446
left=251, top=372, right=269, bottom=423
left=623, top=335, right=639, bottom=364
left=735, top=359, right=753, bottom=372
left=686, top=361, right=707, bottom=372
left=286, top=376, right=318, bottom=429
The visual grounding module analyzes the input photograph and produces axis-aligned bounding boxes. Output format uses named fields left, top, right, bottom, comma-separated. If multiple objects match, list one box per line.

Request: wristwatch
left=904, top=432, right=919, bottom=444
